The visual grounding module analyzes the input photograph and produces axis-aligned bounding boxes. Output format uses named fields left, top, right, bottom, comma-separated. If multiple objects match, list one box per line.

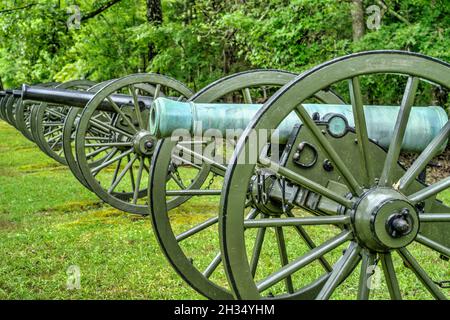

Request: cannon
left=148, top=51, right=449, bottom=300
left=1, top=89, right=17, bottom=126
left=15, top=74, right=193, bottom=214
left=13, top=82, right=60, bottom=143
left=19, top=71, right=315, bottom=215
left=0, top=50, right=448, bottom=300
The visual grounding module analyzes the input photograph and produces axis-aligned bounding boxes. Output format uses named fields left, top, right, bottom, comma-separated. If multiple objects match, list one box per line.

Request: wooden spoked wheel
left=15, top=82, right=59, bottom=143
left=30, top=80, right=95, bottom=165
left=149, top=70, right=347, bottom=299
left=75, top=74, right=193, bottom=215
left=219, top=51, right=449, bottom=300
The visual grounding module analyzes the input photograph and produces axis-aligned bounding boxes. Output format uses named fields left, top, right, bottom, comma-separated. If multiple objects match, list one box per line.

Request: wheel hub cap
left=133, top=130, right=155, bottom=156
left=353, top=188, right=419, bottom=252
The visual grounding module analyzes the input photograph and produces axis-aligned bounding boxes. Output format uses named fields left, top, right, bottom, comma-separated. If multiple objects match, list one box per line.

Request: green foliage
left=0, top=0, right=448, bottom=100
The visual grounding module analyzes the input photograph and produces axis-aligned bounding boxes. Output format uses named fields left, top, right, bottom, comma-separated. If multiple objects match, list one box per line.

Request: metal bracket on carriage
left=249, top=170, right=349, bottom=217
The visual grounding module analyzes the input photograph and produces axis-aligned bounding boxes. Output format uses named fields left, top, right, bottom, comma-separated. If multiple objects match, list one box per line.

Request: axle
left=150, top=97, right=448, bottom=153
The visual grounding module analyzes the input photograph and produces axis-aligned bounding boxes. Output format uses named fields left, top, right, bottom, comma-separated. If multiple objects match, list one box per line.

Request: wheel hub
left=353, top=188, right=419, bottom=252
left=133, top=130, right=156, bottom=156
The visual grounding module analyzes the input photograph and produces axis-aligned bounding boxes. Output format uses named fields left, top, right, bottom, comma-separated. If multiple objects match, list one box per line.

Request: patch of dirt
left=0, top=167, right=20, bottom=177
left=43, top=201, right=106, bottom=214
left=0, top=218, right=19, bottom=231
left=400, top=147, right=450, bottom=184
left=18, top=162, right=66, bottom=174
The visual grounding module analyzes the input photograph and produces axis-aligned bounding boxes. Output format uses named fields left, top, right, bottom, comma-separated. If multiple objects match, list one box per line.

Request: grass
left=0, top=120, right=448, bottom=300
left=0, top=120, right=204, bottom=299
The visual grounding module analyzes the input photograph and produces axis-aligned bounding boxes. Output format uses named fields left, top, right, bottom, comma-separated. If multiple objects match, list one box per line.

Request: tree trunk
left=351, top=0, right=365, bottom=41
left=146, top=0, right=163, bottom=64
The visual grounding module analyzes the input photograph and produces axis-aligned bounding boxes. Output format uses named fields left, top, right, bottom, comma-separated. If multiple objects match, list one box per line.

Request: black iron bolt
left=387, top=209, right=413, bottom=238
left=323, top=159, right=334, bottom=172
left=392, top=217, right=410, bottom=234
left=145, top=141, right=154, bottom=150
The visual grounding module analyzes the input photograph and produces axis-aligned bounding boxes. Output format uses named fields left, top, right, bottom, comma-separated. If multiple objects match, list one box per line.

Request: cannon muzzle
left=21, top=85, right=154, bottom=112
left=150, top=97, right=448, bottom=153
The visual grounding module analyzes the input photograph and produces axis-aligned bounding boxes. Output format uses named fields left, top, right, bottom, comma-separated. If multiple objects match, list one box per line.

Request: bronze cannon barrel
left=150, top=97, right=448, bottom=153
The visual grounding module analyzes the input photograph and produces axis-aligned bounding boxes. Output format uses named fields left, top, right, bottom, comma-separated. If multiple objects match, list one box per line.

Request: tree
left=146, top=0, right=163, bottom=68
left=351, top=0, right=365, bottom=41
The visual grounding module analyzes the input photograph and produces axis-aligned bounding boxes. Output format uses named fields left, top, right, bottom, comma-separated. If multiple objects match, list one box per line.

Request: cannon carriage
left=147, top=51, right=449, bottom=300
left=0, top=50, right=448, bottom=300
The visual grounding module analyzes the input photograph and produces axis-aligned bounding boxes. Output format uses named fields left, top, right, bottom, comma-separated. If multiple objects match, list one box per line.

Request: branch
left=375, top=0, right=411, bottom=25
left=0, top=3, right=38, bottom=14
left=81, top=0, right=122, bottom=22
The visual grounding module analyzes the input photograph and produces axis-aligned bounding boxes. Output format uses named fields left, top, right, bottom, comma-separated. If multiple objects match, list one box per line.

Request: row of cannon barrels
left=0, top=50, right=449, bottom=300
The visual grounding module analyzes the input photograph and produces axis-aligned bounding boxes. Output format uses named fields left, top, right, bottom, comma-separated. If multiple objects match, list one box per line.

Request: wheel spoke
left=259, top=157, right=354, bottom=209
left=250, top=215, right=267, bottom=277
left=110, top=157, right=123, bottom=188
left=85, top=136, right=111, bottom=141
left=349, top=77, right=373, bottom=186
left=154, top=84, right=161, bottom=98
left=107, top=154, right=138, bottom=194
left=91, top=148, right=133, bottom=175
left=132, top=158, right=145, bottom=204
left=294, top=104, right=363, bottom=196
left=397, top=121, right=450, bottom=192
left=127, top=154, right=136, bottom=193
left=128, top=85, right=145, bottom=129
left=379, top=77, right=419, bottom=187
left=170, top=172, right=186, bottom=189
left=415, top=234, right=450, bottom=257
left=285, top=211, right=332, bottom=272
left=49, top=136, right=63, bottom=150
left=87, top=124, right=110, bottom=137
left=244, top=215, right=350, bottom=228
left=397, top=247, right=447, bottom=299
left=380, top=252, right=402, bottom=300
left=89, top=117, right=134, bottom=139
left=42, top=122, right=64, bottom=127
left=171, top=154, right=203, bottom=170
left=176, top=216, right=219, bottom=242
left=143, top=159, right=150, bottom=174
left=275, top=226, right=294, bottom=294
left=420, top=213, right=450, bottom=222
left=203, top=252, right=222, bottom=279
left=242, top=88, right=253, bottom=104
left=93, top=149, right=119, bottom=177
left=176, top=144, right=227, bottom=173
left=85, top=142, right=133, bottom=148
left=106, top=97, right=138, bottom=134
left=47, top=133, right=63, bottom=144
left=408, top=177, right=450, bottom=204
left=256, top=230, right=352, bottom=292
left=46, top=109, right=66, bottom=118
left=357, top=250, right=377, bottom=300
left=87, top=146, right=112, bottom=160
left=316, top=242, right=361, bottom=300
